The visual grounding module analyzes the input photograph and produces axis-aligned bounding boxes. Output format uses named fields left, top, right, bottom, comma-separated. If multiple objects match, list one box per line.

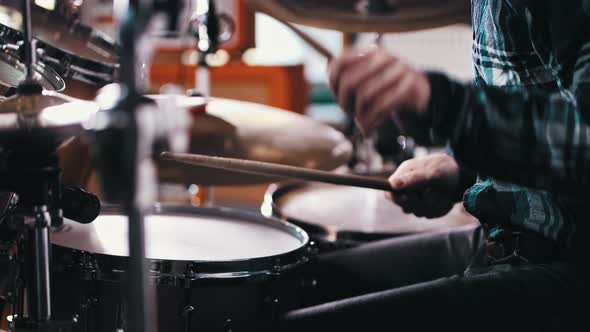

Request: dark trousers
left=280, top=224, right=590, bottom=332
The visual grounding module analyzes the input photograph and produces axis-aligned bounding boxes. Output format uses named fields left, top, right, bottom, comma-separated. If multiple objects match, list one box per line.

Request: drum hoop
left=0, top=8, right=119, bottom=84
left=0, top=51, right=65, bottom=92
left=52, top=204, right=311, bottom=285
left=262, top=180, right=332, bottom=238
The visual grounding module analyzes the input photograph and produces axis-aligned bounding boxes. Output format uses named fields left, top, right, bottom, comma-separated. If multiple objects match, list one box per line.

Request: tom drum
left=262, top=181, right=479, bottom=251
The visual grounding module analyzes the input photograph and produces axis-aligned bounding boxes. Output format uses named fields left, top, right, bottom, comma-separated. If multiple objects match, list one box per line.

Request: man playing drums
left=281, top=1, right=590, bottom=331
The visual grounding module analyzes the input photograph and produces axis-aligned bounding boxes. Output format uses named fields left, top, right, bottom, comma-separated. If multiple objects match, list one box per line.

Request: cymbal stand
left=21, top=0, right=35, bottom=84
left=190, top=0, right=220, bottom=98
left=92, top=4, right=153, bottom=332
left=189, top=0, right=220, bottom=206
left=89, top=1, right=188, bottom=331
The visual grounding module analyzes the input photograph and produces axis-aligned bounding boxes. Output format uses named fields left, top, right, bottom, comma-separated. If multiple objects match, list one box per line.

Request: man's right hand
left=386, top=153, right=462, bottom=218
left=327, top=48, right=431, bottom=136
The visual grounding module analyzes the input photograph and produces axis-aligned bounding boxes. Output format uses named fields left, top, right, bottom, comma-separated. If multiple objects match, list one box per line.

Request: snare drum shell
left=52, top=269, right=306, bottom=332
left=51, top=204, right=311, bottom=332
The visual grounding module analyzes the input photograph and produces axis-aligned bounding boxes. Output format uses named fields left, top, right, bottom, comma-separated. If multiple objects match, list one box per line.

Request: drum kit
left=0, top=1, right=475, bottom=332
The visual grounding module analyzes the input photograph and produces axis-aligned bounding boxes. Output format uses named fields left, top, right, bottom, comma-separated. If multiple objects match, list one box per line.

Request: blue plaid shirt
left=427, top=0, right=590, bottom=252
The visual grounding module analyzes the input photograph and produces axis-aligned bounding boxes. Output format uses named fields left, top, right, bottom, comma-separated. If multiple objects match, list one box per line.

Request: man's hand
left=385, top=153, right=461, bottom=218
left=328, top=48, right=431, bottom=135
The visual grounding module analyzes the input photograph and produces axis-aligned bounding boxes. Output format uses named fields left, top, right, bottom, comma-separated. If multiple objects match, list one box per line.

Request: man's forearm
left=425, top=72, right=590, bottom=193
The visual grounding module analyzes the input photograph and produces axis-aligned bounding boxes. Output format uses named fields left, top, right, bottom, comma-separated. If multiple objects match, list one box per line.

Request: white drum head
left=52, top=211, right=306, bottom=261
left=275, top=182, right=478, bottom=235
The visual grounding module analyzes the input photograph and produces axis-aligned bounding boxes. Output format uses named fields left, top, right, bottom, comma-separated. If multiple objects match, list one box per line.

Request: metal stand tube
left=27, top=206, right=51, bottom=323
left=117, top=5, right=153, bottom=332
left=21, top=0, right=35, bottom=81
left=126, top=205, right=149, bottom=332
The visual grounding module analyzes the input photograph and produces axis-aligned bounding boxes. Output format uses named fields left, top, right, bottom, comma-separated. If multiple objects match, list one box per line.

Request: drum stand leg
left=0, top=151, right=69, bottom=332
left=0, top=0, right=65, bottom=326
left=25, top=207, right=51, bottom=324
left=180, top=291, right=195, bottom=332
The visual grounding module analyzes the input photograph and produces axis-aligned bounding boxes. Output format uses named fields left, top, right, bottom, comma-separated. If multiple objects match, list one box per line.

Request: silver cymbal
left=151, top=96, right=353, bottom=185
left=0, top=91, right=99, bottom=151
left=247, top=0, right=470, bottom=33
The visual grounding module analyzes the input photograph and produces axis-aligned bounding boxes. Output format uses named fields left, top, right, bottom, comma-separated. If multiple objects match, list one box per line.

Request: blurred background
left=75, top=0, right=474, bottom=210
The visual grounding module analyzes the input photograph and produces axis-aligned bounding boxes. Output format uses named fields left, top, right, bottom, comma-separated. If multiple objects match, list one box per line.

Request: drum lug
left=184, top=263, right=196, bottom=276
left=224, top=318, right=233, bottom=332
left=72, top=295, right=98, bottom=328
left=113, top=303, right=127, bottom=332
left=183, top=263, right=197, bottom=287
left=180, top=305, right=195, bottom=332
left=306, top=241, right=320, bottom=256
left=62, top=54, right=74, bottom=76
left=181, top=305, right=195, bottom=316
left=272, top=258, right=283, bottom=275
left=72, top=251, right=100, bottom=278
left=263, top=297, right=280, bottom=322
left=149, top=261, right=161, bottom=273
left=80, top=296, right=98, bottom=310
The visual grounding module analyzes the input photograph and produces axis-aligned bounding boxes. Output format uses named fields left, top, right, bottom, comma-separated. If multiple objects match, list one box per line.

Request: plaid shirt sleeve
left=427, top=71, right=590, bottom=194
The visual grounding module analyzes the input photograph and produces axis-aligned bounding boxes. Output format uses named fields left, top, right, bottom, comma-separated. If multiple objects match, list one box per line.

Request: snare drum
left=0, top=51, right=65, bottom=98
left=263, top=181, right=479, bottom=250
left=50, top=205, right=310, bottom=332
left=0, top=4, right=119, bottom=98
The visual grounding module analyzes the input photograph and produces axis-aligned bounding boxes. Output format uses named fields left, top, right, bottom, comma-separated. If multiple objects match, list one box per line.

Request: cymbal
left=0, top=90, right=99, bottom=152
left=246, top=0, right=470, bottom=33
left=0, top=51, right=65, bottom=98
left=0, top=2, right=118, bottom=66
left=150, top=96, right=353, bottom=185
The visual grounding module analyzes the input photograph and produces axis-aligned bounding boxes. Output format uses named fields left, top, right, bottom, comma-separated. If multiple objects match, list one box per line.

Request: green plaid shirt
left=427, top=1, right=590, bottom=251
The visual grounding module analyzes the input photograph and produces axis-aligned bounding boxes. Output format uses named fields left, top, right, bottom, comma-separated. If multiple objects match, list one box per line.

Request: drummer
left=281, top=1, right=590, bottom=331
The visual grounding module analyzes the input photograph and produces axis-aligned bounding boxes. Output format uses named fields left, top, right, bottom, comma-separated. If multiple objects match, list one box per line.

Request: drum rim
left=52, top=203, right=311, bottom=284
left=0, top=51, right=66, bottom=93
left=0, top=6, right=119, bottom=85
left=262, top=181, right=332, bottom=238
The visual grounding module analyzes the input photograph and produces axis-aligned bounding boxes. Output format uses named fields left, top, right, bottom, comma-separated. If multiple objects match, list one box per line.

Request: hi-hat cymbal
left=0, top=2, right=118, bottom=65
left=0, top=50, right=65, bottom=98
left=0, top=90, right=99, bottom=152
left=246, top=0, right=470, bottom=33
left=151, top=96, right=353, bottom=185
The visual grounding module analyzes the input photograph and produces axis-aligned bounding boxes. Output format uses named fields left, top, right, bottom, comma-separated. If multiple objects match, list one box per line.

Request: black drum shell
left=50, top=204, right=312, bottom=332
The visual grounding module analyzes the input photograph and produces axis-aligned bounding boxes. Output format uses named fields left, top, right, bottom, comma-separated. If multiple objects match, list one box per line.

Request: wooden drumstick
left=160, top=152, right=395, bottom=192
left=248, top=0, right=334, bottom=60
left=276, top=19, right=371, bottom=139
left=278, top=20, right=334, bottom=61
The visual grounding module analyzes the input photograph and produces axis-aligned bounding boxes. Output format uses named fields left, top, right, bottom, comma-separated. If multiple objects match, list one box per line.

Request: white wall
left=250, top=13, right=473, bottom=84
